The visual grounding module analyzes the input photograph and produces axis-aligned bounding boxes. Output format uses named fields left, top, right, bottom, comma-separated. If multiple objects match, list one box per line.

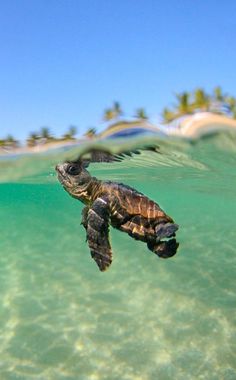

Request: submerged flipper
left=155, top=223, right=179, bottom=241
left=86, top=197, right=112, bottom=271
left=81, top=206, right=89, bottom=230
left=147, top=222, right=179, bottom=258
left=147, top=238, right=179, bottom=259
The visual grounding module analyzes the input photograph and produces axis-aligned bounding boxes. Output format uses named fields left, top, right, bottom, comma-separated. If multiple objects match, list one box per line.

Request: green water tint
left=0, top=134, right=236, bottom=379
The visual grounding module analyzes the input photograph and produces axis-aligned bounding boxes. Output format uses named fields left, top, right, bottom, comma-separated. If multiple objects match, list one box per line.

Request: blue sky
left=0, top=0, right=236, bottom=141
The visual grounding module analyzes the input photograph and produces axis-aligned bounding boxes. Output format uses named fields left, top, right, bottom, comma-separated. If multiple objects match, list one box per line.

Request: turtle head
left=55, top=161, right=91, bottom=200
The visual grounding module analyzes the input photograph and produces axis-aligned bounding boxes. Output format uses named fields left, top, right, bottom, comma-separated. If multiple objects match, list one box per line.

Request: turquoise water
left=0, top=134, right=236, bottom=380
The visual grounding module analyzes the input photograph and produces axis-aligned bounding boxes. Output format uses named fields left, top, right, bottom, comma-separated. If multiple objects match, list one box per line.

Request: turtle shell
left=102, top=181, right=173, bottom=222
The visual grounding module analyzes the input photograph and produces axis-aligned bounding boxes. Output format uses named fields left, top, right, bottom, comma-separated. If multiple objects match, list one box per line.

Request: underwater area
left=0, top=131, right=236, bottom=380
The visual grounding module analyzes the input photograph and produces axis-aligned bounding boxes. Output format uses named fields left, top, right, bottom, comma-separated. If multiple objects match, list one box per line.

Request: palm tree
left=175, top=92, right=192, bottom=115
left=213, top=86, right=224, bottom=102
left=135, top=108, right=148, bottom=120
left=161, top=87, right=236, bottom=122
left=103, top=108, right=115, bottom=122
left=84, top=127, right=97, bottom=139
left=226, top=96, right=236, bottom=111
left=227, top=97, right=236, bottom=119
left=63, top=125, right=77, bottom=140
left=193, top=88, right=209, bottom=110
left=27, top=132, right=39, bottom=147
left=113, top=101, right=122, bottom=119
left=162, top=107, right=175, bottom=123
left=6, top=135, right=19, bottom=148
left=103, top=101, right=123, bottom=122
left=40, top=127, right=51, bottom=142
left=68, top=125, right=77, bottom=138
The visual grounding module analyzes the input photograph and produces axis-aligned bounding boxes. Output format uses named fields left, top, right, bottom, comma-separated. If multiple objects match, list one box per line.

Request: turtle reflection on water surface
left=56, top=159, right=179, bottom=271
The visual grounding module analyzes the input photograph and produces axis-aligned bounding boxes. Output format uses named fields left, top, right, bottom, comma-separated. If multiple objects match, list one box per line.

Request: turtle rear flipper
left=155, top=223, right=179, bottom=241
left=147, top=238, right=179, bottom=259
left=87, top=197, right=112, bottom=271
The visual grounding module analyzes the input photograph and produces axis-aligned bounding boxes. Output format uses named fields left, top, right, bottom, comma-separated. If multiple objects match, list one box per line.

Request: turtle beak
left=55, top=163, right=74, bottom=188
left=55, top=163, right=66, bottom=175
left=55, top=164, right=67, bottom=181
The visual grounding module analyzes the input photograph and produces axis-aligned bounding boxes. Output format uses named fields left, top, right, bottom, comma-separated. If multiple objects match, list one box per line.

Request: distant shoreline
left=1, top=113, right=236, bottom=157
left=0, top=139, right=86, bottom=157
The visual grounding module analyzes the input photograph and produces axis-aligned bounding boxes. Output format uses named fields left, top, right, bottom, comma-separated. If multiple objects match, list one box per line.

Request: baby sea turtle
left=56, top=160, right=179, bottom=271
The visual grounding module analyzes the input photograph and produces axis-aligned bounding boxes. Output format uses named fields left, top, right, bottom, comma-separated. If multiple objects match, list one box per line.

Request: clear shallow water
left=0, top=133, right=236, bottom=380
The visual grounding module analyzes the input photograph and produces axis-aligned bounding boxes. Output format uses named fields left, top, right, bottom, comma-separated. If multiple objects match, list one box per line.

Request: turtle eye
left=67, top=164, right=80, bottom=175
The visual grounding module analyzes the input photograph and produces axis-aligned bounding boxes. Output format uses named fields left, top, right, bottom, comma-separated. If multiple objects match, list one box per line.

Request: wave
left=1, top=129, right=236, bottom=184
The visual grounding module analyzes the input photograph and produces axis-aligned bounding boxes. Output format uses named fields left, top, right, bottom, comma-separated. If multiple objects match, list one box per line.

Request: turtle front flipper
left=87, top=197, right=112, bottom=271
left=81, top=206, right=89, bottom=230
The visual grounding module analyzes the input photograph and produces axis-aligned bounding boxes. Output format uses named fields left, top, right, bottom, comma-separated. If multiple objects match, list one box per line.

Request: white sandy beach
left=171, top=113, right=236, bottom=138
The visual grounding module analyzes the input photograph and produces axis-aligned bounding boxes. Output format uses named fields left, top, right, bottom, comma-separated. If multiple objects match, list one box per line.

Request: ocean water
left=0, top=133, right=236, bottom=380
